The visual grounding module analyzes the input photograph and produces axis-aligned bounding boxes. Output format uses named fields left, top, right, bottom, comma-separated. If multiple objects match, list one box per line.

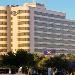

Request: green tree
left=45, top=56, right=68, bottom=71
left=2, top=49, right=35, bottom=68
left=2, top=51, right=16, bottom=68
left=15, top=49, right=28, bottom=67
left=1, top=49, right=35, bottom=74
left=15, top=49, right=34, bottom=68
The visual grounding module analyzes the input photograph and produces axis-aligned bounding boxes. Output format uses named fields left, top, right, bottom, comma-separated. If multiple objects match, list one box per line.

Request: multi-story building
left=0, top=2, right=75, bottom=54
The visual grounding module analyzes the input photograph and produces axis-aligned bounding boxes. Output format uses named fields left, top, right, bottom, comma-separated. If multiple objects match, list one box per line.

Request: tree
left=15, top=49, right=28, bottom=67
left=2, top=49, right=35, bottom=68
left=45, top=56, right=68, bottom=71
left=26, top=52, right=34, bottom=67
left=1, top=49, right=35, bottom=74
left=15, top=49, right=34, bottom=68
left=2, top=51, right=16, bottom=68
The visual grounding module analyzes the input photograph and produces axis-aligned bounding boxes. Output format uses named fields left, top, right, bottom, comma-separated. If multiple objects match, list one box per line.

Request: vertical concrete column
left=30, top=8, right=35, bottom=53
left=6, top=6, right=11, bottom=52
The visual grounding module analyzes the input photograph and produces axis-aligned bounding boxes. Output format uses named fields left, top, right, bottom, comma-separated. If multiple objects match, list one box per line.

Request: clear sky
left=0, top=0, right=75, bottom=20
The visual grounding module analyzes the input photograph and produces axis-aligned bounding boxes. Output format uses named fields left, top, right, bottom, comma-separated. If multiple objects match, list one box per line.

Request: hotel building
left=0, top=2, right=75, bottom=54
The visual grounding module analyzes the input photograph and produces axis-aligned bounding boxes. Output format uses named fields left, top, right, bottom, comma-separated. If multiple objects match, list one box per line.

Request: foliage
left=45, top=56, right=68, bottom=70
left=15, top=50, right=28, bottom=67
left=33, top=54, right=48, bottom=69
left=2, top=49, right=34, bottom=68
left=1, top=50, right=75, bottom=74
left=2, top=51, right=16, bottom=68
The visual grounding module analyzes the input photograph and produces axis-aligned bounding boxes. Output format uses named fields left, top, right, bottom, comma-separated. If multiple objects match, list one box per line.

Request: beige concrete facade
left=0, top=2, right=75, bottom=54
left=0, top=4, right=30, bottom=54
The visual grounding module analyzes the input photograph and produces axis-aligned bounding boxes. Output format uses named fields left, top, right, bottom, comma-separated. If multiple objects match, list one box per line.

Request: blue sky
left=0, top=0, right=75, bottom=20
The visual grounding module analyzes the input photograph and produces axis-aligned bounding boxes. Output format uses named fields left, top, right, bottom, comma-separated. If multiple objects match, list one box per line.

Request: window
left=0, top=21, right=7, bottom=25
left=0, top=38, right=7, bottom=41
left=0, top=16, right=7, bottom=19
left=11, top=39, right=13, bottom=42
left=18, top=27, right=30, bottom=30
left=18, top=38, right=30, bottom=41
left=18, top=21, right=29, bottom=25
left=18, top=32, right=29, bottom=36
left=0, top=33, right=7, bottom=36
left=0, top=10, right=7, bottom=14
left=18, top=10, right=30, bottom=14
left=10, top=22, right=13, bottom=25
left=34, top=11, right=65, bottom=19
left=18, top=43, right=30, bottom=47
left=11, top=17, right=13, bottom=20
left=11, top=44, right=13, bottom=47
left=0, top=27, right=7, bottom=30
left=0, top=44, right=7, bottom=47
left=18, top=16, right=30, bottom=19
